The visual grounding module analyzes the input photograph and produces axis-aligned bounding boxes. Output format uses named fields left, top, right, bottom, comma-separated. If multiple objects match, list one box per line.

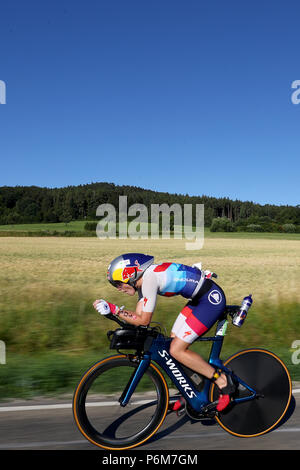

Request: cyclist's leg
left=170, top=282, right=226, bottom=379
left=170, top=337, right=226, bottom=387
left=170, top=283, right=233, bottom=410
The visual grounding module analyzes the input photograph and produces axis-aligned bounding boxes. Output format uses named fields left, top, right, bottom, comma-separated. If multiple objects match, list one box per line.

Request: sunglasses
left=110, top=280, right=125, bottom=288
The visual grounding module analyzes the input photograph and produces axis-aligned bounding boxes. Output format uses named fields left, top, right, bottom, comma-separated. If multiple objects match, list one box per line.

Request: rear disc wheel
left=210, top=349, right=292, bottom=437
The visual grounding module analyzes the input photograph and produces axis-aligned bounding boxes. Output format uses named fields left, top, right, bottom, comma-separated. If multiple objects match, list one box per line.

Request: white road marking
left=0, top=399, right=154, bottom=412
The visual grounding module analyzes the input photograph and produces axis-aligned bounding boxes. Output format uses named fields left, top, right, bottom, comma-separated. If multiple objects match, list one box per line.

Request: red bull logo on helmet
left=122, top=260, right=142, bottom=281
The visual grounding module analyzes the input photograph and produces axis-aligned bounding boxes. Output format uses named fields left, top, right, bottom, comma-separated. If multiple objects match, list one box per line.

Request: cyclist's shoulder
left=142, top=264, right=157, bottom=282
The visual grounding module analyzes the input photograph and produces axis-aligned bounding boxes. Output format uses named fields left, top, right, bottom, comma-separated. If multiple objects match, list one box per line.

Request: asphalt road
left=0, top=388, right=299, bottom=452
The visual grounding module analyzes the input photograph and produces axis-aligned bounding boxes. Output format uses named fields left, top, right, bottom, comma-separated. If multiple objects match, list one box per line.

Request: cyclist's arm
left=117, top=269, right=158, bottom=326
left=117, top=305, right=153, bottom=327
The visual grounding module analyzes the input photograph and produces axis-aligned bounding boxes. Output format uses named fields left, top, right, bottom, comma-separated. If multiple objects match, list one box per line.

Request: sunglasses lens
left=110, top=280, right=123, bottom=288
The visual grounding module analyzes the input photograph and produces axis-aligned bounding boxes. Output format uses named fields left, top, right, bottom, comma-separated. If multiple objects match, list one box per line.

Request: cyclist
left=93, top=253, right=236, bottom=412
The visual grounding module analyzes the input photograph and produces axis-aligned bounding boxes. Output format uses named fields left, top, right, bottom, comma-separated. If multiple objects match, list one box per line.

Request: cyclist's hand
left=94, top=299, right=121, bottom=316
left=95, top=299, right=111, bottom=315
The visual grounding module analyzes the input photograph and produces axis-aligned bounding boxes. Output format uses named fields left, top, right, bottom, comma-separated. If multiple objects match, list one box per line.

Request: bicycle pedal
left=176, top=407, right=186, bottom=417
left=203, top=400, right=218, bottom=412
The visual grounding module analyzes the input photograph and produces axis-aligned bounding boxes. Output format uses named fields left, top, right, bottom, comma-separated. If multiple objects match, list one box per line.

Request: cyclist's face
left=116, top=282, right=135, bottom=296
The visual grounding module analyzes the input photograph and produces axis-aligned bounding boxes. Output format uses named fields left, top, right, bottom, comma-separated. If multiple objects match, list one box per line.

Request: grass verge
left=0, top=348, right=298, bottom=402
left=0, top=332, right=299, bottom=402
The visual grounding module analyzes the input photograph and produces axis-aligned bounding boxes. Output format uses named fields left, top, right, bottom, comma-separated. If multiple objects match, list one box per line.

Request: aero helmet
left=107, top=253, right=154, bottom=288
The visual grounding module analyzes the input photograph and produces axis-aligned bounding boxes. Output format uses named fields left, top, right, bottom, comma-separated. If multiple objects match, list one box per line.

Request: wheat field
left=1, top=235, right=299, bottom=301
left=0, top=235, right=299, bottom=352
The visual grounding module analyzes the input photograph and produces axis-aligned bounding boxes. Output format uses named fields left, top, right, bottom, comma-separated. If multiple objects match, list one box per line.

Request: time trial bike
left=73, top=301, right=292, bottom=450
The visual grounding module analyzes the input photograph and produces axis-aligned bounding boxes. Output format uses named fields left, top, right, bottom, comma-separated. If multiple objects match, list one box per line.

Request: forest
left=0, top=182, right=299, bottom=232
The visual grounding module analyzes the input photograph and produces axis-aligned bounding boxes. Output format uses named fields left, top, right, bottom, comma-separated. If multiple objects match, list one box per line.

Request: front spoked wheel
left=73, top=355, right=169, bottom=450
left=210, top=349, right=292, bottom=437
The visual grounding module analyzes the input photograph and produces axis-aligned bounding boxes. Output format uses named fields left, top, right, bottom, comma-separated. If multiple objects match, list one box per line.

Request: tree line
left=0, top=182, right=299, bottom=232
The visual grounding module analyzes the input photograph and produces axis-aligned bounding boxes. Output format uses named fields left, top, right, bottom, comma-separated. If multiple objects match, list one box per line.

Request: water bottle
left=232, top=294, right=253, bottom=327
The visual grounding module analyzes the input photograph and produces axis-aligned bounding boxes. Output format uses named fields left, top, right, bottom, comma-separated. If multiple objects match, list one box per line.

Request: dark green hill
left=0, top=182, right=299, bottom=230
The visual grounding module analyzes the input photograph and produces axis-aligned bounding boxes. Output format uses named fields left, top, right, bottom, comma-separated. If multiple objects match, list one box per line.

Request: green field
left=1, top=221, right=300, bottom=239
left=0, top=233, right=299, bottom=399
left=0, top=220, right=89, bottom=233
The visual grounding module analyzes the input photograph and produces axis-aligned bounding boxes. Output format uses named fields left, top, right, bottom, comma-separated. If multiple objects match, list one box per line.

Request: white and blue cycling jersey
left=137, top=261, right=226, bottom=344
left=138, top=262, right=202, bottom=312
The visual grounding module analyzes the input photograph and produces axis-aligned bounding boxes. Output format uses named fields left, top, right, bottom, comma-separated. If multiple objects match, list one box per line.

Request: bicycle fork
left=118, top=355, right=151, bottom=407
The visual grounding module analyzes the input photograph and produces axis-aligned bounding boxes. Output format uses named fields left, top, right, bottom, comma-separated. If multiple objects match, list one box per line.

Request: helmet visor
left=109, top=279, right=124, bottom=288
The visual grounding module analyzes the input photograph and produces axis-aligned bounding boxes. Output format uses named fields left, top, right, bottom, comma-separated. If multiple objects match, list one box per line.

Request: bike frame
left=120, top=316, right=258, bottom=412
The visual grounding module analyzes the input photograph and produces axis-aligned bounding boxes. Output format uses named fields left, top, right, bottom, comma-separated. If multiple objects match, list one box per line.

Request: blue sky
left=0, top=0, right=299, bottom=206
